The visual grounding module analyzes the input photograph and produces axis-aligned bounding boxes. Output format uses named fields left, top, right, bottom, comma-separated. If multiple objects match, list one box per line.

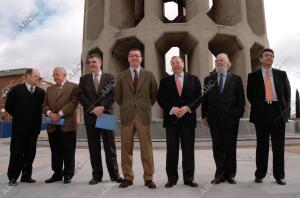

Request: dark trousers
left=48, top=128, right=76, bottom=178
left=7, top=132, right=38, bottom=180
left=209, top=120, right=239, bottom=179
left=85, top=124, right=120, bottom=180
left=165, top=126, right=195, bottom=183
left=255, top=102, right=285, bottom=180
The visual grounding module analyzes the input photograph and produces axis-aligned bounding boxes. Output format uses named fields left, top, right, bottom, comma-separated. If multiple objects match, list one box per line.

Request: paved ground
left=0, top=138, right=300, bottom=198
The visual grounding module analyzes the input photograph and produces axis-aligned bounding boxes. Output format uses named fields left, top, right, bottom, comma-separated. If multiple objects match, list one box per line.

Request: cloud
left=0, top=0, right=84, bottom=82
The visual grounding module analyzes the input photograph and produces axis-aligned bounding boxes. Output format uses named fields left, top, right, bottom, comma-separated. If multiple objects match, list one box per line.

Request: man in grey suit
left=78, top=54, right=123, bottom=185
left=115, top=48, right=158, bottom=189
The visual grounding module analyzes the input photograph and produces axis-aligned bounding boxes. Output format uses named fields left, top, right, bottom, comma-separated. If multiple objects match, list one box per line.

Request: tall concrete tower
left=81, top=0, right=269, bottom=118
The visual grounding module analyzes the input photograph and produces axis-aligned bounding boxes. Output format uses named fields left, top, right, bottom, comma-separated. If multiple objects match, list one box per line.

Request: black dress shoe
left=45, top=176, right=63, bottom=183
left=119, top=179, right=133, bottom=188
left=165, top=181, right=177, bottom=188
left=111, top=176, right=123, bottom=183
left=226, top=178, right=237, bottom=184
left=184, top=181, right=198, bottom=187
left=64, top=176, right=72, bottom=184
left=89, top=178, right=101, bottom=185
left=276, top=179, right=286, bottom=185
left=210, top=178, right=225, bottom=184
left=254, top=177, right=263, bottom=183
left=21, top=178, right=36, bottom=183
left=145, top=180, right=156, bottom=189
left=9, top=179, right=17, bottom=186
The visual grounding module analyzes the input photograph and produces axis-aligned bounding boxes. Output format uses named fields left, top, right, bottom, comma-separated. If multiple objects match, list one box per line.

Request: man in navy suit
left=247, top=48, right=291, bottom=185
left=157, top=56, right=202, bottom=188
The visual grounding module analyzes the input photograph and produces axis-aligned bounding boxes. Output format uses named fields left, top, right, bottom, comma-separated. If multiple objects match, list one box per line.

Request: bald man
left=5, top=68, right=45, bottom=186
left=157, top=56, right=202, bottom=188
left=43, top=67, right=78, bottom=184
left=202, top=53, right=245, bottom=184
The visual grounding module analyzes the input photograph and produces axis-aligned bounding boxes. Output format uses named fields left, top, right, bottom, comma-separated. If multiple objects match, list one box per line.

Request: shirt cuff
left=58, top=111, right=64, bottom=117
left=46, top=110, right=52, bottom=117
left=169, top=107, right=175, bottom=115
left=187, top=107, right=191, bottom=113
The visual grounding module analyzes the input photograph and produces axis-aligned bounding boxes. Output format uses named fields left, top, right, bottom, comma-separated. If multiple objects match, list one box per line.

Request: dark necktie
left=30, top=86, right=34, bottom=94
left=133, top=69, right=138, bottom=92
left=218, top=74, right=224, bottom=93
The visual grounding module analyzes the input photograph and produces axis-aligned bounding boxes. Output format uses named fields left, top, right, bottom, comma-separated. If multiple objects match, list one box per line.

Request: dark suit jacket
left=5, top=83, right=45, bottom=135
left=157, top=73, right=202, bottom=128
left=78, top=72, right=115, bottom=125
left=43, top=81, right=78, bottom=133
left=201, top=72, right=245, bottom=127
left=247, top=68, right=291, bottom=125
left=115, top=68, right=158, bottom=125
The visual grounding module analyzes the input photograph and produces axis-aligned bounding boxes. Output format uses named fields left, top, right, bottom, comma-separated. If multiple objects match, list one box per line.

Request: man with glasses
left=115, top=48, right=158, bottom=189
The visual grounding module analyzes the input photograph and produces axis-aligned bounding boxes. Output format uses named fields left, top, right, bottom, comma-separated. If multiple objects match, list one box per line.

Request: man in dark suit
left=78, top=54, right=123, bottom=185
left=247, top=48, right=290, bottom=185
left=157, top=56, right=202, bottom=188
left=115, top=48, right=158, bottom=189
left=43, top=67, right=78, bottom=184
left=202, top=53, right=245, bottom=185
left=5, top=68, right=45, bottom=186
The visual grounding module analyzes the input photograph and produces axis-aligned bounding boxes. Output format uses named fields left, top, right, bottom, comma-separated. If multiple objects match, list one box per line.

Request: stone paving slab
left=0, top=141, right=300, bottom=198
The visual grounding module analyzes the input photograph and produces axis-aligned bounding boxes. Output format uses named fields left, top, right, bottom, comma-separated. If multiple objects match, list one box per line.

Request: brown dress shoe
left=145, top=180, right=156, bottom=189
left=119, top=179, right=133, bottom=188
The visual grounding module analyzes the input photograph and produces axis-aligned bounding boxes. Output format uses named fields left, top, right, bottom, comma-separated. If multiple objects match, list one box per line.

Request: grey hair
left=217, top=53, right=232, bottom=68
left=53, top=67, right=67, bottom=76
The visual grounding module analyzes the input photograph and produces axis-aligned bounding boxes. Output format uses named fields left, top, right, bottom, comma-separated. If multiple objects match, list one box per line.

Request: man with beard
left=202, top=53, right=245, bottom=184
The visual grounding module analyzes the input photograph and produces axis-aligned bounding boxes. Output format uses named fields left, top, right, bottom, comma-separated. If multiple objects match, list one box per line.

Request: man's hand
left=50, top=113, right=61, bottom=124
left=91, top=106, right=104, bottom=117
left=172, top=107, right=181, bottom=118
left=202, top=117, right=209, bottom=127
left=177, top=106, right=189, bottom=118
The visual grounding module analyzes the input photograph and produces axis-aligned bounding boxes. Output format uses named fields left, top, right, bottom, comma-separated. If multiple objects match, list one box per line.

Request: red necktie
left=176, top=75, right=182, bottom=96
left=133, top=70, right=138, bottom=92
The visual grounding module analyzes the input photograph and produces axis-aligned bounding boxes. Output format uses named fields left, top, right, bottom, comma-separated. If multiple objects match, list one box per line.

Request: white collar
left=130, top=66, right=141, bottom=73
left=92, top=70, right=102, bottom=78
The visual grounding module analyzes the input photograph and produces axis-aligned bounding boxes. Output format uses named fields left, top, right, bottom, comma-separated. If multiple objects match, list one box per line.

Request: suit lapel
left=87, top=73, right=98, bottom=95
left=97, top=73, right=106, bottom=94
left=56, top=81, right=68, bottom=100
left=257, top=69, right=265, bottom=97
left=124, top=69, right=135, bottom=93
left=221, top=72, right=232, bottom=95
left=136, top=69, right=145, bottom=93
left=181, top=73, right=189, bottom=97
left=169, top=74, right=180, bottom=98
left=272, top=69, right=280, bottom=96
left=211, top=74, right=220, bottom=96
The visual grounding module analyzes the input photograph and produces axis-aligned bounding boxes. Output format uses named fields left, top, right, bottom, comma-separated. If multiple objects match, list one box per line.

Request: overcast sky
left=0, top=0, right=299, bottom=113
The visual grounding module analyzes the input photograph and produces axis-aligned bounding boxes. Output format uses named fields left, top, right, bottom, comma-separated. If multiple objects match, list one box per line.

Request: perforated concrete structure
left=81, top=0, right=269, bottom=118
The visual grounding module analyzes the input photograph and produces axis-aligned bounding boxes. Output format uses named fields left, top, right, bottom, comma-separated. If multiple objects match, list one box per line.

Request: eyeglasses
left=128, top=55, right=142, bottom=58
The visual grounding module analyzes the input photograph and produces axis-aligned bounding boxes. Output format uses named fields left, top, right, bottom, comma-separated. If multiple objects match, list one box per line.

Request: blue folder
left=45, top=117, right=65, bottom=126
left=95, top=114, right=117, bottom=131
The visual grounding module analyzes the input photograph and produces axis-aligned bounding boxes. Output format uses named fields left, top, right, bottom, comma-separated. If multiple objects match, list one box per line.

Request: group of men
left=5, top=47, right=290, bottom=189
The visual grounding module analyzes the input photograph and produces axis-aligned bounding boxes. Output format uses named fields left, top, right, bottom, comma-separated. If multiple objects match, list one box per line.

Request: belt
left=265, top=100, right=278, bottom=104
